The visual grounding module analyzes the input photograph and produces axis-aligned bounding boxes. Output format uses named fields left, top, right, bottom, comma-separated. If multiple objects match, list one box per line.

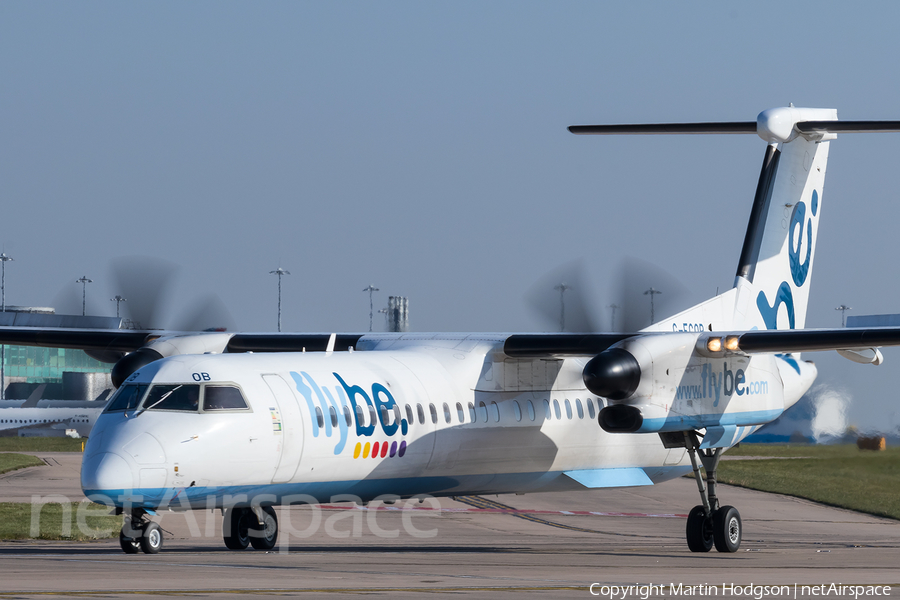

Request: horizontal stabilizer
left=568, top=122, right=756, bottom=135
left=796, top=121, right=900, bottom=134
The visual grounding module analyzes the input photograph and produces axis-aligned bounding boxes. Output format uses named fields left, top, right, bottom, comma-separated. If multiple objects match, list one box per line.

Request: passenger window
left=553, top=399, right=561, bottom=420
left=380, top=405, right=390, bottom=426
left=478, top=401, right=488, bottom=422
left=527, top=400, right=535, bottom=421
left=429, top=404, right=438, bottom=424
left=315, top=406, right=325, bottom=428
left=144, top=384, right=201, bottom=412
left=106, top=384, right=148, bottom=412
left=543, top=399, right=551, bottom=420
left=344, top=405, right=353, bottom=427
left=443, top=403, right=451, bottom=424
left=576, top=398, right=584, bottom=419
left=203, top=386, right=249, bottom=411
left=417, top=404, right=425, bottom=424
left=513, top=401, right=522, bottom=422
left=468, top=402, right=476, bottom=422
left=393, top=405, right=402, bottom=426
left=490, top=401, right=500, bottom=422
left=405, top=404, right=414, bottom=425
left=565, top=399, right=573, bottom=420
left=368, top=405, right=377, bottom=427
left=456, top=402, right=465, bottom=423
left=329, top=406, right=338, bottom=427
left=355, top=405, right=365, bottom=426
left=587, top=398, right=596, bottom=419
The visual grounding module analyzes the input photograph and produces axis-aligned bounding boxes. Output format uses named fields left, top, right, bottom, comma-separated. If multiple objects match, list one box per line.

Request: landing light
left=725, top=336, right=740, bottom=351
left=706, top=337, right=723, bottom=352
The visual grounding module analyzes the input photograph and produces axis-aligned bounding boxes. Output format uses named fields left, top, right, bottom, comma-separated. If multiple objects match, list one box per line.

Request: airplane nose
left=81, top=451, right=134, bottom=495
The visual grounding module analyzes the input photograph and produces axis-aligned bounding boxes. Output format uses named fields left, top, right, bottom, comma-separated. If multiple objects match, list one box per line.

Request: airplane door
left=262, top=374, right=305, bottom=484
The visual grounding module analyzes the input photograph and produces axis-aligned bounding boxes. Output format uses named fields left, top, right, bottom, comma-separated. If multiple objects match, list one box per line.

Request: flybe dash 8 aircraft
left=3, top=106, right=900, bottom=556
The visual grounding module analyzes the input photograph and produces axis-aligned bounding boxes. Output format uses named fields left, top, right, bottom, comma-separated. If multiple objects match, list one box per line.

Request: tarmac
left=1, top=451, right=898, bottom=598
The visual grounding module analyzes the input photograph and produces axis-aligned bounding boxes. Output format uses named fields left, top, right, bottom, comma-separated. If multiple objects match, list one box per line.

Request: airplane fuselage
left=81, top=334, right=814, bottom=511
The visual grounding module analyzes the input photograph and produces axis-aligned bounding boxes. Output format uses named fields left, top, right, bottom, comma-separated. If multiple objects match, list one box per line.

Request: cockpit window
left=106, top=384, right=148, bottom=412
left=203, top=386, right=249, bottom=410
left=143, top=384, right=201, bottom=412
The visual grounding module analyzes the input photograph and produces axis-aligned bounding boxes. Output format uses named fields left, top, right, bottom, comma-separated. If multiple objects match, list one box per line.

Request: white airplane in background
left=0, top=387, right=104, bottom=437
left=3, top=106, right=900, bottom=556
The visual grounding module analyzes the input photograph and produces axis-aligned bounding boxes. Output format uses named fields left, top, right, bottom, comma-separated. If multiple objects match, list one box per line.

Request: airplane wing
left=503, top=328, right=900, bottom=358
left=6, top=326, right=900, bottom=357
left=731, top=327, right=900, bottom=353
left=0, top=327, right=366, bottom=354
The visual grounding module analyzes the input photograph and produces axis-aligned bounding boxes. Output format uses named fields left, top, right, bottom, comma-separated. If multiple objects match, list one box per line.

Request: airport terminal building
left=0, top=307, right=117, bottom=401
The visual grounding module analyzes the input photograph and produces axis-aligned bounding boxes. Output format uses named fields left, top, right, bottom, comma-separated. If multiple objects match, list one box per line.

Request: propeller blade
left=525, top=259, right=600, bottom=333
left=51, top=281, right=103, bottom=317
left=173, top=293, right=236, bottom=332
left=613, top=257, right=689, bottom=332
left=109, top=256, right=180, bottom=330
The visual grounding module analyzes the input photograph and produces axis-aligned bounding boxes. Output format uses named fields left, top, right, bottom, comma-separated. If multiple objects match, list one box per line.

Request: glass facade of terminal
left=1, top=345, right=107, bottom=383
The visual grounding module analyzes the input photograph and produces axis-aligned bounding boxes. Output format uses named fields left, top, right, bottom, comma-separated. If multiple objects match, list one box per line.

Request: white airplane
left=3, top=106, right=900, bottom=556
left=0, top=387, right=104, bottom=437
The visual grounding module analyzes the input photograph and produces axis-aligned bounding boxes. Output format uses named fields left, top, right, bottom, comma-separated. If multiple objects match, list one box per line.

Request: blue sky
left=1, top=1, right=899, bottom=430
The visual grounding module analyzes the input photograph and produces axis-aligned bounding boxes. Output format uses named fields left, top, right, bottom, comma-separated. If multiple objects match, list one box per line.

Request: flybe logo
left=673, top=363, right=768, bottom=406
left=288, top=371, right=407, bottom=457
left=756, top=189, right=819, bottom=330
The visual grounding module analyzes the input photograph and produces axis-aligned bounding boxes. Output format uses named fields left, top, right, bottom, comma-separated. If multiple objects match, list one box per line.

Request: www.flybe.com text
left=674, top=362, right=768, bottom=405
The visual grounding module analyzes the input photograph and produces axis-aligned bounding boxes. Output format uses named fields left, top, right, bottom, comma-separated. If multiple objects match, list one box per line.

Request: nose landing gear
left=120, top=509, right=163, bottom=555
left=681, top=431, right=742, bottom=553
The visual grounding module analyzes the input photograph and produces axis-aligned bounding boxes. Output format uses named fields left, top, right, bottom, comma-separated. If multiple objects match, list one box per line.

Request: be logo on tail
left=757, top=189, right=819, bottom=331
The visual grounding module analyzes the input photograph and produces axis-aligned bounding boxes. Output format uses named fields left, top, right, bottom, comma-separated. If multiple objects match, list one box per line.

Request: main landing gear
left=120, top=509, right=163, bottom=555
left=679, top=431, right=742, bottom=553
left=222, top=506, right=278, bottom=551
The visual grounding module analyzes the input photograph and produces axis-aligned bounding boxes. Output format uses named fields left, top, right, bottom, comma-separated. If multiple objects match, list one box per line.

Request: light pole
left=76, top=276, right=93, bottom=316
left=553, top=283, right=572, bottom=332
left=0, top=253, right=12, bottom=401
left=362, top=285, right=379, bottom=332
left=111, top=295, right=127, bottom=318
left=269, top=267, right=290, bottom=332
left=835, top=304, right=852, bottom=328
left=644, top=287, right=662, bottom=325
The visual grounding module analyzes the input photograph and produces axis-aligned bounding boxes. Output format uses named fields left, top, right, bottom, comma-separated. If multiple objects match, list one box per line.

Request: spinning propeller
left=526, top=257, right=688, bottom=333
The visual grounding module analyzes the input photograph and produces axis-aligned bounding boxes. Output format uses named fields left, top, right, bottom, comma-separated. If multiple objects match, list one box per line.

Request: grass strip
left=718, top=446, right=900, bottom=520
left=0, top=453, right=44, bottom=475
left=725, top=443, right=861, bottom=458
left=0, top=502, right=119, bottom=540
left=0, top=437, right=85, bottom=452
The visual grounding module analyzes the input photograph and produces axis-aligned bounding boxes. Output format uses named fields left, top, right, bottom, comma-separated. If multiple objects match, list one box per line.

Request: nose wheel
left=681, top=432, right=742, bottom=553
left=120, top=510, right=163, bottom=554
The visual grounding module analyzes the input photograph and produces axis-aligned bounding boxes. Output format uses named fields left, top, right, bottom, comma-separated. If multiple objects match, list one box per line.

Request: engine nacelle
left=588, top=333, right=790, bottom=435
left=110, top=332, right=233, bottom=388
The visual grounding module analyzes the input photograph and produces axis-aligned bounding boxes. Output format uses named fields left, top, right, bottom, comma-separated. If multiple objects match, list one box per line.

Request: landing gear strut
left=223, top=506, right=279, bottom=551
left=120, top=509, right=163, bottom=555
left=682, top=432, right=741, bottom=553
